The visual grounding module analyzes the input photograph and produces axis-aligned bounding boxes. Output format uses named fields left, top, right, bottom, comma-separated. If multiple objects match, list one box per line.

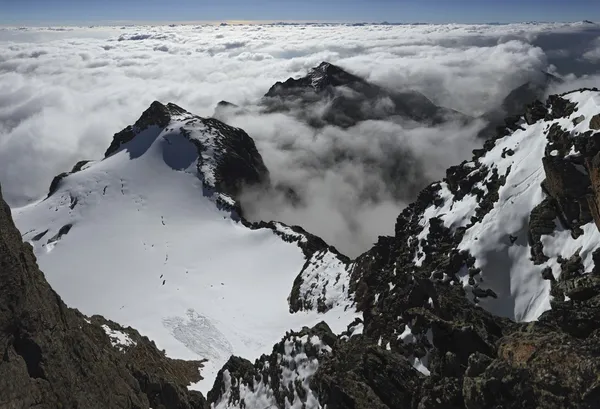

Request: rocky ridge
left=207, top=89, right=600, bottom=408
left=478, top=71, right=562, bottom=138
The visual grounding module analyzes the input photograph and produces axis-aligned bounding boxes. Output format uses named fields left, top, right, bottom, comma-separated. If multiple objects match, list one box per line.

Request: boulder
left=590, top=114, right=600, bottom=130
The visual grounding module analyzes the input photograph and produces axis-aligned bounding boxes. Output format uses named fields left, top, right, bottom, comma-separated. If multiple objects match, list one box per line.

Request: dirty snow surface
left=12, top=107, right=356, bottom=393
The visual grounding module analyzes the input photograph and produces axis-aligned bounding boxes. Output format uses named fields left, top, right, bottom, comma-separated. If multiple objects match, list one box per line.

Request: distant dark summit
left=215, top=100, right=239, bottom=109
left=498, top=71, right=562, bottom=120
left=479, top=71, right=563, bottom=138
left=262, top=61, right=468, bottom=128
left=265, top=62, right=366, bottom=96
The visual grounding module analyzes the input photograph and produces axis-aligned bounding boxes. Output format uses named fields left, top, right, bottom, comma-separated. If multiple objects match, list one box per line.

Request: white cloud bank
left=1, top=22, right=599, bottom=255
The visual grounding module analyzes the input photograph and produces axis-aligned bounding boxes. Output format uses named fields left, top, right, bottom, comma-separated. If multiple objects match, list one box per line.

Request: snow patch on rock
left=102, top=324, right=136, bottom=351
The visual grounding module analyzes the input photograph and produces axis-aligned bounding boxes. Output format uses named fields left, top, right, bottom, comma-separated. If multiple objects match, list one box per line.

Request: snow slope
left=12, top=102, right=356, bottom=393
left=413, top=89, right=600, bottom=321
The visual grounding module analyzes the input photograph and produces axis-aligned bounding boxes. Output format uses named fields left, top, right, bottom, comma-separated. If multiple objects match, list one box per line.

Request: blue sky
left=1, top=0, right=599, bottom=25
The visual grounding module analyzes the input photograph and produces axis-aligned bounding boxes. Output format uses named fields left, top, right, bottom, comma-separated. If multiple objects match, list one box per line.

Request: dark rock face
left=530, top=100, right=600, bottom=236
left=591, top=114, right=600, bottom=130
left=528, top=198, right=558, bottom=264
left=176, top=115, right=270, bottom=201
left=464, top=330, right=600, bottom=408
left=315, top=336, right=422, bottom=409
left=105, top=101, right=178, bottom=157
left=46, top=161, right=92, bottom=198
left=0, top=185, right=207, bottom=409
left=262, top=62, right=468, bottom=128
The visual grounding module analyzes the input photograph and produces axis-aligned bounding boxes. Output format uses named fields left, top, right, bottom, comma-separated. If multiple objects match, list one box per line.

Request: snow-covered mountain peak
left=102, top=101, right=269, bottom=205
left=12, top=101, right=357, bottom=393
left=306, top=61, right=364, bottom=91
left=264, top=61, right=366, bottom=97
left=104, top=101, right=187, bottom=157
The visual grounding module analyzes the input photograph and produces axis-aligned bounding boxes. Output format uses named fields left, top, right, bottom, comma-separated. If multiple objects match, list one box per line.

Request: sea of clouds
left=1, top=22, right=599, bottom=256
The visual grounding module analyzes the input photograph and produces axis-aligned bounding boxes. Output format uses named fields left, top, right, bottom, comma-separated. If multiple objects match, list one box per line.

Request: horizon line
left=1, top=19, right=597, bottom=29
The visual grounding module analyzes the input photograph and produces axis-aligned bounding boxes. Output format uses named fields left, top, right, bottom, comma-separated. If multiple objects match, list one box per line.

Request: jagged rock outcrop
left=0, top=184, right=208, bottom=409
left=208, top=323, right=338, bottom=409
left=591, top=113, right=600, bottom=130
left=46, top=160, right=92, bottom=198
left=243, top=220, right=353, bottom=313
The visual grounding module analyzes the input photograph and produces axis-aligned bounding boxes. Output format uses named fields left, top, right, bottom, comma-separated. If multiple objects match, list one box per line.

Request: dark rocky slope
left=208, top=90, right=600, bottom=409
left=0, top=185, right=208, bottom=409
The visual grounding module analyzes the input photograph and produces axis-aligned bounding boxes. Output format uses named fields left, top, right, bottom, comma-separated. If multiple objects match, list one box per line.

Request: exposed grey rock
left=588, top=113, right=600, bottom=130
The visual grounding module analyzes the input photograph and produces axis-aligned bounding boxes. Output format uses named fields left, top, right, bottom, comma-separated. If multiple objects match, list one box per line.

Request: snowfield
left=12, top=104, right=357, bottom=393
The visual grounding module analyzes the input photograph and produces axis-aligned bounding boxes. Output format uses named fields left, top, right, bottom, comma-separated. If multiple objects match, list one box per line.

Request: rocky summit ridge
left=4, top=86, right=600, bottom=409
left=209, top=89, right=600, bottom=409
